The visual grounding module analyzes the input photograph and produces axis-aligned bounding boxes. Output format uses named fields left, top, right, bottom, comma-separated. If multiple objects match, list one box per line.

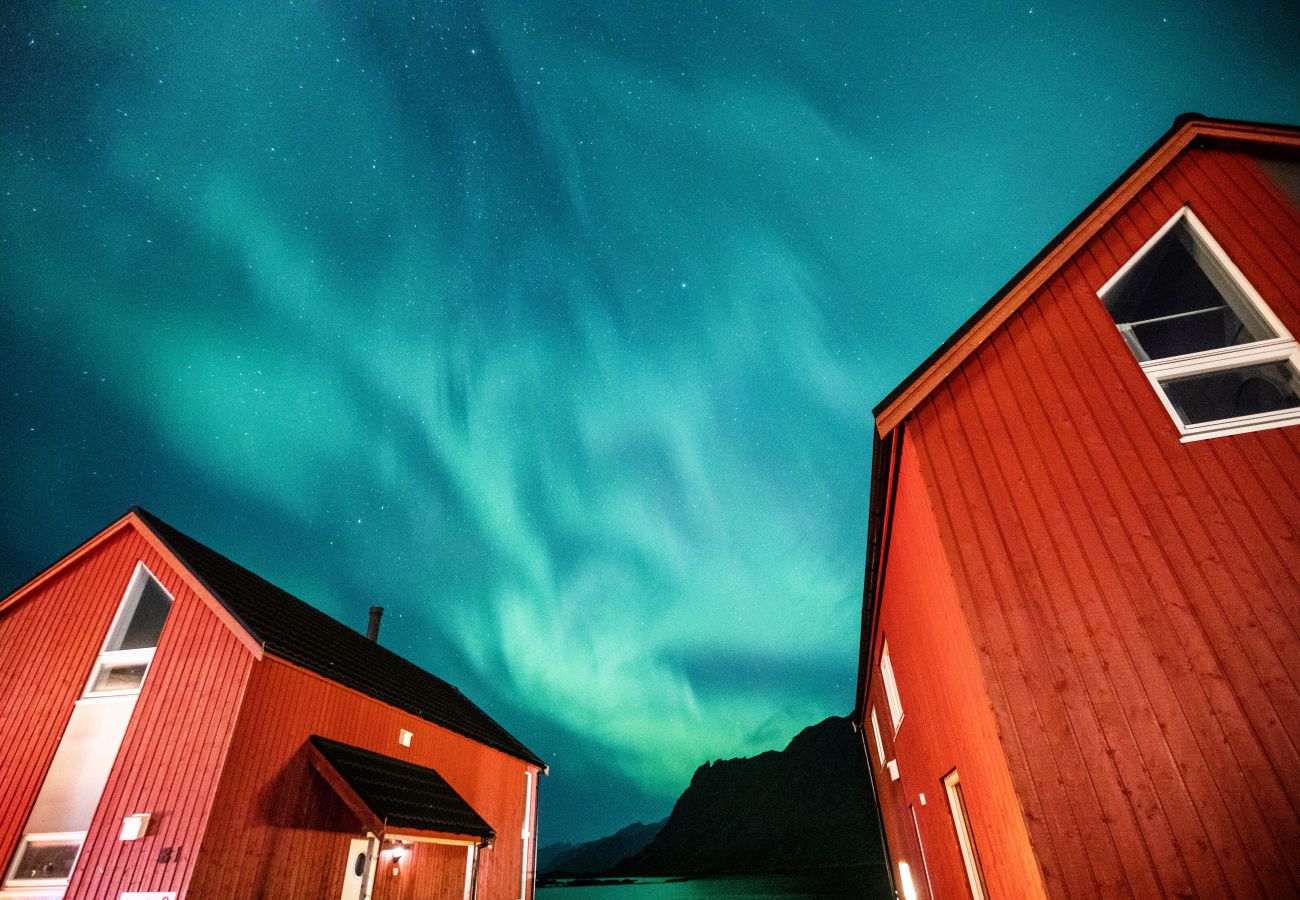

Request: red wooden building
left=855, top=115, right=1300, bottom=900
left=0, top=507, right=545, bottom=900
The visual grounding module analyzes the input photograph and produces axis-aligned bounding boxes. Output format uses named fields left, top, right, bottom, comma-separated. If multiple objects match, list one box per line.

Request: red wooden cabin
left=0, top=507, right=545, bottom=900
left=855, top=115, right=1300, bottom=900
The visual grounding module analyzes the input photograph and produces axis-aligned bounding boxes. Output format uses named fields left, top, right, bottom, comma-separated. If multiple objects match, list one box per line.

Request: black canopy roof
left=310, top=735, right=494, bottom=840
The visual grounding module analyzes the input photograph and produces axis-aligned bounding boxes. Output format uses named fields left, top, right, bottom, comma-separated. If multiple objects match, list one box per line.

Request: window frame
left=880, top=639, right=904, bottom=733
left=870, top=706, right=886, bottom=768
left=82, top=563, right=172, bottom=699
left=4, top=831, right=87, bottom=888
left=1098, top=206, right=1300, bottom=442
left=943, top=770, right=988, bottom=900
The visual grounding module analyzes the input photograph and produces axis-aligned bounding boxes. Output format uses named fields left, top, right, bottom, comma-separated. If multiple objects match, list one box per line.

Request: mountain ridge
left=540, top=715, right=880, bottom=878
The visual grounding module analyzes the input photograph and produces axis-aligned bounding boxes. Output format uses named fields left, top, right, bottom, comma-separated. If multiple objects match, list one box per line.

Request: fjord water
left=539, top=867, right=891, bottom=900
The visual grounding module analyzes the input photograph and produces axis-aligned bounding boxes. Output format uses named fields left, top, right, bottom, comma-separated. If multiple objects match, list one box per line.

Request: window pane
left=108, top=576, right=171, bottom=651
left=89, top=662, right=147, bottom=694
left=1105, top=221, right=1273, bottom=360
left=1162, top=360, right=1300, bottom=425
left=1123, top=304, right=1255, bottom=360
left=12, top=839, right=81, bottom=881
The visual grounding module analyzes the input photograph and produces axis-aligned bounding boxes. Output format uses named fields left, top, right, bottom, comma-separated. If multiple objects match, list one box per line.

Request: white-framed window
left=870, top=706, right=886, bottom=768
left=880, top=640, right=904, bottom=733
left=4, top=831, right=86, bottom=887
left=83, top=563, right=173, bottom=698
left=4, top=564, right=173, bottom=892
left=1098, top=206, right=1300, bottom=442
left=943, top=770, right=988, bottom=900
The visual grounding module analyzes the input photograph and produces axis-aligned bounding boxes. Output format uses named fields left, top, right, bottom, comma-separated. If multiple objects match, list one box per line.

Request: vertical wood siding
left=188, top=655, right=539, bottom=900
left=372, top=842, right=467, bottom=900
left=906, top=145, right=1300, bottom=900
left=0, top=529, right=139, bottom=867
left=866, top=435, right=1047, bottom=900
left=0, top=526, right=255, bottom=900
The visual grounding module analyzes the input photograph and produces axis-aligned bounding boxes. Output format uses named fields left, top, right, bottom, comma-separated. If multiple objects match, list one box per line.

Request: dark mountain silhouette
left=536, top=841, right=577, bottom=874
left=539, top=818, right=666, bottom=876
left=611, top=715, right=880, bottom=875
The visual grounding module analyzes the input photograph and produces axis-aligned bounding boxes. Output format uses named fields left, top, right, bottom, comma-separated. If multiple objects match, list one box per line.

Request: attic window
left=1099, top=207, right=1300, bottom=441
left=84, top=564, right=173, bottom=698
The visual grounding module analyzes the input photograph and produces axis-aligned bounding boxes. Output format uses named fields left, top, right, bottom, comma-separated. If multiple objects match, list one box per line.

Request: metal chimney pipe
left=366, top=606, right=384, bottom=642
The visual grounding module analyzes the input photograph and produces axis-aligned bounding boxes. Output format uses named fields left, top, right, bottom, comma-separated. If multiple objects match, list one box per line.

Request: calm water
left=538, top=867, right=892, bottom=900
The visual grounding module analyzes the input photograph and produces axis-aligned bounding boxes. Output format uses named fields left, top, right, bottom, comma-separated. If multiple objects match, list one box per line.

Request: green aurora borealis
left=3, top=3, right=1299, bottom=842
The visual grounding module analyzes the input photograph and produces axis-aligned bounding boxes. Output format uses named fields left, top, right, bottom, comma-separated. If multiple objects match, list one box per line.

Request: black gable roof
left=310, top=735, right=494, bottom=839
left=132, top=507, right=544, bottom=768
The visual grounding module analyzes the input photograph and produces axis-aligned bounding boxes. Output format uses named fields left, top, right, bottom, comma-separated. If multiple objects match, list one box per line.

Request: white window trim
left=82, top=647, right=157, bottom=699
left=870, top=707, right=886, bottom=768
left=943, top=771, right=988, bottom=900
left=880, top=640, right=904, bottom=733
left=909, top=804, right=934, bottom=900
left=3, top=831, right=86, bottom=888
left=81, top=563, right=173, bottom=699
left=519, top=770, right=533, bottom=900
left=1098, top=206, right=1300, bottom=442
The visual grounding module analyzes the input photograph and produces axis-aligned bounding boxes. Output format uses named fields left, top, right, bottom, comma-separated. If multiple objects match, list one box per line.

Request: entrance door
left=340, top=837, right=377, bottom=900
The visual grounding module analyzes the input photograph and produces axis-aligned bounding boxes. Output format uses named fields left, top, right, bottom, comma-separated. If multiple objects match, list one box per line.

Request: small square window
left=1099, top=207, right=1300, bottom=441
left=88, top=662, right=149, bottom=694
left=6, top=833, right=84, bottom=885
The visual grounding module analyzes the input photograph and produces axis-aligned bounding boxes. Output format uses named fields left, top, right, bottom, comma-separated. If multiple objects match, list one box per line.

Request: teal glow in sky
left=3, top=3, right=1299, bottom=842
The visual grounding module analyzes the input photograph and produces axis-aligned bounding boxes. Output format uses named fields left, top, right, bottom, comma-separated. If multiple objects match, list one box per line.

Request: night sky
left=3, top=3, right=1299, bottom=844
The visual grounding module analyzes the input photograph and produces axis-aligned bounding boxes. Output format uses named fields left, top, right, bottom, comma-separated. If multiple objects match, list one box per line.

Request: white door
left=340, top=837, right=376, bottom=900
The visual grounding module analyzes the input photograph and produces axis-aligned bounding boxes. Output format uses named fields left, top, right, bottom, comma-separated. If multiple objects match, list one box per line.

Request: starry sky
left=2, top=2, right=1299, bottom=844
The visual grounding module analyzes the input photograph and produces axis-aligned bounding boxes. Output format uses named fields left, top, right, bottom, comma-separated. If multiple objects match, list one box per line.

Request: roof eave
left=307, top=736, right=495, bottom=844
left=853, top=425, right=903, bottom=723
left=872, top=114, right=1300, bottom=437
left=129, top=507, right=266, bottom=659
left=0, top=509, right=266, bottom=661
left=0, top=511, right=137, bottom=615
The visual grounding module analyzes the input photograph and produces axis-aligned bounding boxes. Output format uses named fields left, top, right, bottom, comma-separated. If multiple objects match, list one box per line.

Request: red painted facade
left=0, top=513, right=541, bottom=900
left=859, top=119, right=1300, bottom=900
left=188, top=656, right=538, bottom=900
left=863, top=437, right=1045, bottom=900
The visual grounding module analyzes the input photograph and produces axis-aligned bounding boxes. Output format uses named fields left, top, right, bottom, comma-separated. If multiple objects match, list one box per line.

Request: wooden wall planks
left=887, top=144, right=1300, bottom=900
left=0, top=529, right=138, bottom=866
left=1, top=519, right=540, bottom=900
left=373, top=842, right=467, bottom=900
left=0, top=527, right=254, bottom=900
left=866, top=435, right=1049, bottom=900
left=66, top=537, right=254, bottom=900
left=187, top=655, right=538, bottom=900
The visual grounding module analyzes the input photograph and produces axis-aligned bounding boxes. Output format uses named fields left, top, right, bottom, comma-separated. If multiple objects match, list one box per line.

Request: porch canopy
left=307, top=735, right=495, bottom=845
